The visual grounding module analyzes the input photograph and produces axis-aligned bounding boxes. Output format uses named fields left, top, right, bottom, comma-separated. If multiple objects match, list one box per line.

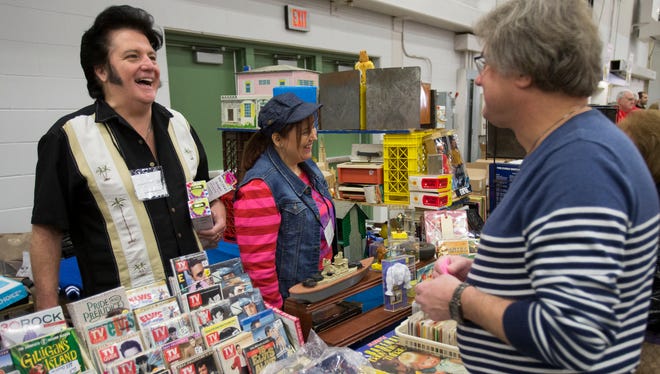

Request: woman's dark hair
left=80, top=5, right=163, bottom=99
left=239, top=120, right=311, bottom=181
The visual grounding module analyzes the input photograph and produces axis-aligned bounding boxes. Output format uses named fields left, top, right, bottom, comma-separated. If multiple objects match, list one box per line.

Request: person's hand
left=197, top=199, right=227, bottom=248
left=433, top=255, right=472, bottom=281
left=414, top=274, right=461, bottom=321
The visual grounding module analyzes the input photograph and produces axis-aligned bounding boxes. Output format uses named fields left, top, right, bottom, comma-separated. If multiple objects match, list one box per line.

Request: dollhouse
left=220, top=65, right=319, bottom=128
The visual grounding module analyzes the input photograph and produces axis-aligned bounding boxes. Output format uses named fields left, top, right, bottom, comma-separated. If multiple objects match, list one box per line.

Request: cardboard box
left=207, top=171, right=237, bottom=201
left=188, top=198, right=214, bottom=231
left=409, top=191, right=452, bottom=209
left=465, top=163, right=488, bottom=194
left=337, top=163, right=384, bottom=184
left=338, top=185, right=366, bottom=201
left=408, top=174, right=452, bottom=193
left=472, top=158, right=517, bottom=166
left=337, top=185, right=382, bottom=203
left=0, top=276, right=28, bottom=310
left=337, top=144, right=384, bottom=185
left=186, top=180, right=208, bottom=200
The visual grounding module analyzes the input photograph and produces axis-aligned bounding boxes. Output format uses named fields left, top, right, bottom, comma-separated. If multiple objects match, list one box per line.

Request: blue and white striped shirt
left=461, top=110, right=659, bottom=373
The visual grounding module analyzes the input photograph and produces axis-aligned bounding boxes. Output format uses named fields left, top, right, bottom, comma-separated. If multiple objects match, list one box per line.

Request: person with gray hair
left=616, top=89, right=639, bottom=123
left=414, top=1, right=659, bottom=373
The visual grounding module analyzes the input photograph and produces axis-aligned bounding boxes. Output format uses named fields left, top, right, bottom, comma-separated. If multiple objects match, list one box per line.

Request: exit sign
left=285, top=5, right=309, bottom=32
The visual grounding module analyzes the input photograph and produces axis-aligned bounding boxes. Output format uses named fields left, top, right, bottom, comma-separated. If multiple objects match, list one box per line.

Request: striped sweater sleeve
left=234, top=179, right=283, bottom=308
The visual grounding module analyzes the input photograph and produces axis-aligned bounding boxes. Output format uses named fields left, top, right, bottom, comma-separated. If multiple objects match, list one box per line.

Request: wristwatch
left=449, top=282, right=472, bottom=325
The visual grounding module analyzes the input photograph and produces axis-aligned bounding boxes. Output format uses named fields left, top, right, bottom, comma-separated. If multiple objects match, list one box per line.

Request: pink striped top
left=234, top=172, right=333, bottom=308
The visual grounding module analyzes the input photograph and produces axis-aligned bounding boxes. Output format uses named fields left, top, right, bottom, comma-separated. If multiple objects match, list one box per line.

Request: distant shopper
left=649, top=101, right=660, bottom=110
left=234, top=93, right=336, bottom=308
left=414, top=1, right=659, bottom=373
left=616, top=89, right=639, bottom=123
left=637, top=90, right=649, bottom=109
left=617, top=109, right=660, bottom=374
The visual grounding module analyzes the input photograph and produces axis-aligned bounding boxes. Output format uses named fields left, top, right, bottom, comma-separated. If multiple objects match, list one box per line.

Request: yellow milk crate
left=383, top=130, right=432, bottom=203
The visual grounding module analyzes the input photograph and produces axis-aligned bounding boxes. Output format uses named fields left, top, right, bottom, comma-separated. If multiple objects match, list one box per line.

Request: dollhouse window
left=243, top=103, right=252, bottom=118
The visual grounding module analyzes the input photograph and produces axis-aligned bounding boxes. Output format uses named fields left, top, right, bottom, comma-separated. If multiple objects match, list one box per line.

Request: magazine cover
left=91, top=331, right=145, bottom=373
left=209, top=258, right=243, bottom=284
left=416, top=261, right=437, bottom=284
left=66, top=286, right=130, bottom=338
left=228, top=290, right=265, bottom=324
left=161, top=332, right=204, bottom=368
left=184, top=285, right=222, bottom=313
left=10, top=328, right=90, bottom=374
left=125, top=280, right=171, bottom=310
left=170, top=252, right=213, bottom=295
left=263, top=302, right=303, bottom=350
left=220, top=274, right=254, bottom=299
left=238, top=309, right=274, bottom=332
left=169, top=349, right=220, bottom=374
left=84, top=312, right=137, bottom=348
left=214, top=331, right=253, bottom=374
left=0, top=305, right=67, bottom=348
left=107, top=348, right=168, bottom=374
left=147, top=313, right=194, bottom=348
left=201, top=316, right=241, bottom=348
left=0, top=348, right=16, bottom=373
left=243, top=337, right=277, bottom=374
left=191, top=300, right=232, bottom=331
left=356, top=330, right=467, bottom=374
left=251, top=319, right=292, bottom=360
left=133, top=296, right=181, bottom=343
left=168, top=276, right=181, bottom=298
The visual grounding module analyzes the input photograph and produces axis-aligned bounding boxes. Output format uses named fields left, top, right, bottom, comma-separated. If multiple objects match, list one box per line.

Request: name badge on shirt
left=131, top=166, right=169, bottom=201
left=324, top=220, right=334, bottom=245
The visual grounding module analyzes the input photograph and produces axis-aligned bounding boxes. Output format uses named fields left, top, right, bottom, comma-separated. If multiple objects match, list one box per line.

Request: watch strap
left=449, top=282, right=472, bottom=325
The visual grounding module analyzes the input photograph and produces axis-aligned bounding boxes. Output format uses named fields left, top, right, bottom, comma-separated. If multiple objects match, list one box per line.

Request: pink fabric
left=234, top=179, right=282, bottom=307
left=234, top=173, right=334, bottom=309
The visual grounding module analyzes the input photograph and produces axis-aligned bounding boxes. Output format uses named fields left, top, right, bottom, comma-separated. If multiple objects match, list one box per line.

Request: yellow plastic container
left=383, top=130, right=432, bottom=203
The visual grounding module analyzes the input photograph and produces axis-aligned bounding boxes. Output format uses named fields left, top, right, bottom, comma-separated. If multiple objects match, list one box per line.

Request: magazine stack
left=0, top=253, right=302, bottom=374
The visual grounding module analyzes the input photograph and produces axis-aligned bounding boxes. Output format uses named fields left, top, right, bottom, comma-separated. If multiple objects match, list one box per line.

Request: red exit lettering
left=291, top=9, right=307, bottom=28
left=286, top=5, right=309, bottom=32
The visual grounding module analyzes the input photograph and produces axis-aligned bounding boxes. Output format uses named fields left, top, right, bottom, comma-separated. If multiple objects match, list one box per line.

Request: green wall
left=166, top=45, right=236, bottom=170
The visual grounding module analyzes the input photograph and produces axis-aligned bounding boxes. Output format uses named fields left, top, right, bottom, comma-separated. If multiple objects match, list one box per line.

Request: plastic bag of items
left=262, top=330, right=375, bottom=374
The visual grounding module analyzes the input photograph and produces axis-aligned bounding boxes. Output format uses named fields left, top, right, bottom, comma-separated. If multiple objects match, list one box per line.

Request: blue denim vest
left=238, top=146, right=336, bottom=299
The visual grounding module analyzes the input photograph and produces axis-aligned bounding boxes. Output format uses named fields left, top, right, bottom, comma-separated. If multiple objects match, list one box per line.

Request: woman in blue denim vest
left=234, top=93, right=337, bottom=309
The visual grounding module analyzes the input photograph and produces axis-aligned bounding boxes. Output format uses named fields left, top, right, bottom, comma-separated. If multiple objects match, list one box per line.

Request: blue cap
left=259, top=92, right=322, bottom=136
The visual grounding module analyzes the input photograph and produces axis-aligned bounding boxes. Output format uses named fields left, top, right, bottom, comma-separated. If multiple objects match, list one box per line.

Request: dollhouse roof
left=237, top=64, right=319, bottom=74
left=334, top=200, right=368, bottom=219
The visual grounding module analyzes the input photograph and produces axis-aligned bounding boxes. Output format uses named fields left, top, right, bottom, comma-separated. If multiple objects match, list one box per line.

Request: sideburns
left=106, top=62, right=123, bottom=85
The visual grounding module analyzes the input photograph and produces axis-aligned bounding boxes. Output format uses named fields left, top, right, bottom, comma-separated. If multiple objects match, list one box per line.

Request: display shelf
left=319, top=303, right=411, bottom=347
left=283, top=263, right=418, bottom=347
